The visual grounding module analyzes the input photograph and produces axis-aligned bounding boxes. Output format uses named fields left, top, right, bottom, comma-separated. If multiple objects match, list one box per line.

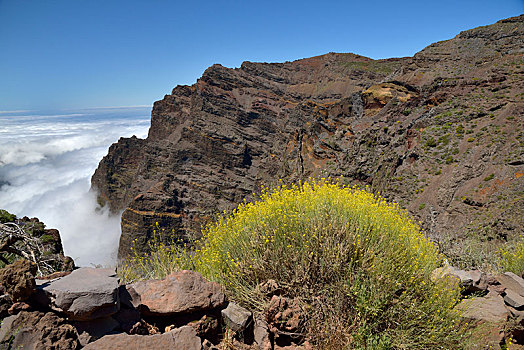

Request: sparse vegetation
left=483, top=174, right=495, bottom=182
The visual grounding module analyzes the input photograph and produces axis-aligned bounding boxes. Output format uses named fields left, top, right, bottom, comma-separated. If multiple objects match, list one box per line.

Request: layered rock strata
left=92, top=16, right=524, bottom=263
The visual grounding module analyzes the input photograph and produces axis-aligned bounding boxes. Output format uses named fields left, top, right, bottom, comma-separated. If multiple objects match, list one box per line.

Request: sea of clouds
left=0, top=107, right=151, bottom=266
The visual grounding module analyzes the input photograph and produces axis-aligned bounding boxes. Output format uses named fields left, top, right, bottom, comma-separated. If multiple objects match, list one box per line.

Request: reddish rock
left=458, top=291, right=510, bottom=323
left=497, top=272, right=524, bottom=297
left=0, top=311, right=79, bottom=349
left=267, top=295, right=305, bottom=334
left=7, top=301, right=31, bottom=315
left=83, top=325, right=201, bottom=350
left=0, top=259, right=37, bottom=302
left=127, top=270, right=226, bottom=316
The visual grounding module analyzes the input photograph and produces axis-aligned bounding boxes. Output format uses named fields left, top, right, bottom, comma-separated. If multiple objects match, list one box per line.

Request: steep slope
left=92, top=15, right=524, bottom=266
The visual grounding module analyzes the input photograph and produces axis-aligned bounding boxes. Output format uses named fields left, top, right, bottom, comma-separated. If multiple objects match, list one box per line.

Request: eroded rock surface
left=0, top=259, right=37, bottom=302
left=0, top=311, right=80, bottom=350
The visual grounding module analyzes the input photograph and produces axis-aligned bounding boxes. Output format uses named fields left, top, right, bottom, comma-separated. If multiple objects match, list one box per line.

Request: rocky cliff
left=92, top=15, right=524, bottom=265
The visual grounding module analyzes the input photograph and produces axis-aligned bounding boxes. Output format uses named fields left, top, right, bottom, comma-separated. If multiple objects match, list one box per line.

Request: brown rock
left=73, top=316, right=120, bottom=346
left=36, top=267, right=120, bottom=321
left=127, top=270, right=226, bottom=316
left=190, top=314, right=220, bottom=341
left=504, top=289, right=524, bottom=310
left=221, top=302, right=253, bottom=332
left=83, top=325, right=201, bottom=350
left=0, top=259, right=37, bottom=302
left=458, top=291, right=510, bottom=323
left=0, top=311, right=79, bottom=349
left=267, top=295, right=305, bottom=334
left=254, top=317, right=272, bottom=350
left=7, top=301, right=31, bottom=315
left=497, top=272, right=524, bottom=297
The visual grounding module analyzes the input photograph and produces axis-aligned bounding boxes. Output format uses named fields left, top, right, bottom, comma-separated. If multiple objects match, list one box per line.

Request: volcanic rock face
left=92, top=16, right=524, bottom=263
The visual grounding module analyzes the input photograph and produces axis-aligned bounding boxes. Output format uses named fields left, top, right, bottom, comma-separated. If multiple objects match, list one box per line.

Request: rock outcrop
left=91, top=16, right=524, bottom=266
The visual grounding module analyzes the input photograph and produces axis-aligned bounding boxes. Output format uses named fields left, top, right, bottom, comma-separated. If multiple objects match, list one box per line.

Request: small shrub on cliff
left=0, top=209, right=16, bottom=224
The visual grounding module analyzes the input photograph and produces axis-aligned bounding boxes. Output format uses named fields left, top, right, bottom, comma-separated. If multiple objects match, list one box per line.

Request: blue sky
left=0, top=0, right=522, bottom=110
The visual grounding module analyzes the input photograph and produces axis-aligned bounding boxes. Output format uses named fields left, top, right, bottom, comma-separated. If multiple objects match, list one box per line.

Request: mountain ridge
left=92, top=15, right=524, bottom=265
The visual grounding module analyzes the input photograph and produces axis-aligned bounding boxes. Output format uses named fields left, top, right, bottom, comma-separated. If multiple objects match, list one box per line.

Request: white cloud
left=0, top=110, right=150, bottom=266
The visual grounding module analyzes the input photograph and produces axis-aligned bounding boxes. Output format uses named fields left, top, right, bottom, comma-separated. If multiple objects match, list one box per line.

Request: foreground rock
left=0, top=311, right=80, bottom=349
left=0, top=259, right=37, bottom=302
left=221, top=302, right=252, bottom=332
left=83, top=325, right=201, bottom=350
left=36, top=267, right=120, bottom=321
left=127, top=270, right=226, bottom=316
left=459, top=290, right=510, bottom=323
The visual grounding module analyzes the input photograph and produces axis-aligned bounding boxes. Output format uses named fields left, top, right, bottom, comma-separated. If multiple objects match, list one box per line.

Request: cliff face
left=92, top=16, right=524, bottom=265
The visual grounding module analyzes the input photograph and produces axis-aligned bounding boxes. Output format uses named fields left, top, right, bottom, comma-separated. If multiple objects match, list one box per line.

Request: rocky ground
left=91, top=16, right=523, bottom=267
left=1, top=261, right=524, bottom=349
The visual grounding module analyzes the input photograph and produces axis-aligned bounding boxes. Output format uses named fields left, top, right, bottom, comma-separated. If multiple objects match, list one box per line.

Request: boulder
left=127, top=270, right=226, bottom=316
left=221, top=302, right=253, bottom=332
left=497, top=272, right=524, bottom=297
left=36, top=267, right=120, bottom=321
left=0, top=259, right=37, bottom=302
left=458, top=290, right=510, bottom=323
left=83, top=325, right=201, bottom=350
left=0, top=311, right=79, bottom=349
left=504, top=289, right=524, bottom=310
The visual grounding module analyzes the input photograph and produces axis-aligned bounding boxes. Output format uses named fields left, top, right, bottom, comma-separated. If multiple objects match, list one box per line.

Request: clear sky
left=0, top=0, right=522, bottom=110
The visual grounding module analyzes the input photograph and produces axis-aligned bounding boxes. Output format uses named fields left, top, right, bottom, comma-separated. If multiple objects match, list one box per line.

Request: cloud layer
left=0, top=108, right=150, bottom=266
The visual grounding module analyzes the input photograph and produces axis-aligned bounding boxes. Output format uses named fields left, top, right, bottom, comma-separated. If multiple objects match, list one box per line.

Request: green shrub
left=118, top=225, right=192, bottom=282
left=483, top=174, right=494, bottom=181
left=40, top=234, right=55, bottom=244
left=425, top=137, right=437, bottom=148
left=0, top=209, right=16, bottom=224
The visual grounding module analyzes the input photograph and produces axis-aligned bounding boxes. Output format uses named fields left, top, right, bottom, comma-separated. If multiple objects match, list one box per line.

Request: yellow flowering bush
left=193, top=180, right=467, bottom=348
left=119, top=179, right=469, bottom=348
